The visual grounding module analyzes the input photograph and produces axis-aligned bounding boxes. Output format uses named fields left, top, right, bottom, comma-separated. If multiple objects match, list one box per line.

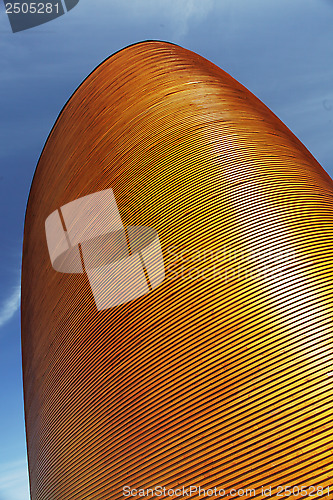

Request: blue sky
left=0, top=1, right=332, bottom=498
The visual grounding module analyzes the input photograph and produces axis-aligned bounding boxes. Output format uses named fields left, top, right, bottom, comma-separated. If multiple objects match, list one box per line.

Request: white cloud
left=166, top=0, right=216, bottom=38
left=0, top=285, right=21, bottom=330
left=0, top=460, right=29, bottom=500
left=91, top=0, right=216, bottom=39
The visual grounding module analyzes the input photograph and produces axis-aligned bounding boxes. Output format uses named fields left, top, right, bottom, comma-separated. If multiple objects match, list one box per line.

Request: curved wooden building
left=21, top=41, right=333, bottom=499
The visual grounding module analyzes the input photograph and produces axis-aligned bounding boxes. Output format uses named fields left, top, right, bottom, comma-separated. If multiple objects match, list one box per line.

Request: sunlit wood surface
left=22, top=41, right=333, bottom=500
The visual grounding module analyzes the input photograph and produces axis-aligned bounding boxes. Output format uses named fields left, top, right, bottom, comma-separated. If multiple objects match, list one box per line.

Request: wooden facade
left=21, top=41, right=333, bottom=499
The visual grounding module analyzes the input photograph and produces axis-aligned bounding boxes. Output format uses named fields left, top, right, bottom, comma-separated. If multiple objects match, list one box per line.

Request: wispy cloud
left=0, top=460, right=29, bottom=500
left=96, top=0, right=216, bottom=39
left=0, top=285, right=21, bottom=330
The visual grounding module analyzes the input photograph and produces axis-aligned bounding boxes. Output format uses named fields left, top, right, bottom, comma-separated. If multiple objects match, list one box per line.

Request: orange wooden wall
left=21, top=41, right=333, bottom=499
